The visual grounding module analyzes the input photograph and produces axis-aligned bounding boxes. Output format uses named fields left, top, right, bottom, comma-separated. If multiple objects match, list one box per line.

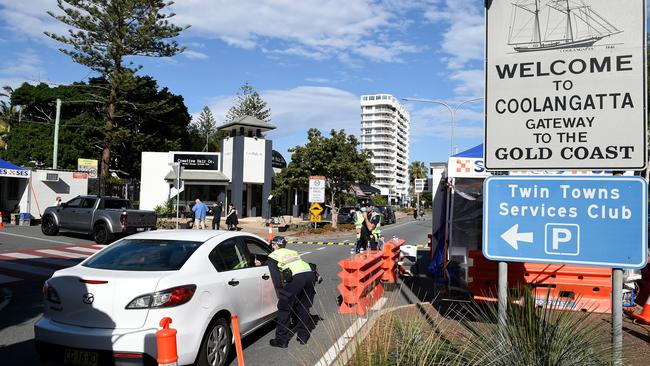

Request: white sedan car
left=35, top=230, right=278, bottom=366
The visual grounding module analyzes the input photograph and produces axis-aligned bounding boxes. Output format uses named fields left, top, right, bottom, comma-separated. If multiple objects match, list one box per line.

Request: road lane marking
left=0, top=275, right=21, bottom=286
left=315, top=297, right=388, bottom=366
left=317, top=247, right=327, bottom=251
left=35, top=249, right=89, bottom=259
left=0, top=261, right=55, bottom=277
left=298, top=251, right=312, bottom=257
left=0, top=231, right=78, bottom=245
left=65, top=246, right=100, bottom=254
left=0, top=252, right=41, bottom=259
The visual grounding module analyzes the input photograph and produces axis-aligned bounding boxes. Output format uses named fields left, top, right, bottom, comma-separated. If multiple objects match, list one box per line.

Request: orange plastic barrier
left=635, top=260, right=650, bottom=307
left=156, top=317, right=178, bottom=366
left=381, top=238, right=406, bottom=283
left=468, top=250, right=612, bottom=313
left=338, top=250, right=385, bottom=316
left=231, top=315, right=245, bottom=366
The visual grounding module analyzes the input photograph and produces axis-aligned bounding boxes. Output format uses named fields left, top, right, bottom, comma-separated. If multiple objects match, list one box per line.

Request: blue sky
left=0, top=0, right=487, bottom=164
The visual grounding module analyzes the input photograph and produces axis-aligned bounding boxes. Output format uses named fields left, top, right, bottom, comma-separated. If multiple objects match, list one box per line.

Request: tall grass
left=289, top=285, right=621, bottom=366
left=458, top=287, right=614, bottom=366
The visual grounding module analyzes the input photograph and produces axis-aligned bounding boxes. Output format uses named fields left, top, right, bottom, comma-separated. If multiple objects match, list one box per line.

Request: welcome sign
left=485, top=0, right=647, bottom=170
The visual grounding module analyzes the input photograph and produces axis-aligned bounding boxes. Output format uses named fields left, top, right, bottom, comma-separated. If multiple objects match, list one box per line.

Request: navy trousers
left=275, top=271, right=316, bottom=343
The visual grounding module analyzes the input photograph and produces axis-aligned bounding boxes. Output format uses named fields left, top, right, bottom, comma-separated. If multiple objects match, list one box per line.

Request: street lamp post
left=402, top=97, right=483, bottom=155
left=168, top=162, right=182, bottom=229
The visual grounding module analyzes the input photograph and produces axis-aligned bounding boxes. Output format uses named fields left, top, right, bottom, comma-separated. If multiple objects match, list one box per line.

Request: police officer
left=268, top=237, right=316, bottom=348
left=353, top=206, right=366, bottom=253
left=364, top=201, right=382, bottom=251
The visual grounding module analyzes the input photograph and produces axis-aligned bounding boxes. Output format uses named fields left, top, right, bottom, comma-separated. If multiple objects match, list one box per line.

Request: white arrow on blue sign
left=483, top=176, right=648, bottom=269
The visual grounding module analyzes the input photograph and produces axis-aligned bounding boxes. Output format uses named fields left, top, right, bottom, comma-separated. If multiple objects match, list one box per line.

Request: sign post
left=485, top=0, right=647, bottom=171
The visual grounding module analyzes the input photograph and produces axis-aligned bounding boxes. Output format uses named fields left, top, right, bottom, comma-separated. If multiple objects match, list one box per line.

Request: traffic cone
left=627, top=294, right=650, bottom=325
left=267, top=225, right=274, bottom=243
left=0, top=212, right=4, bottom=230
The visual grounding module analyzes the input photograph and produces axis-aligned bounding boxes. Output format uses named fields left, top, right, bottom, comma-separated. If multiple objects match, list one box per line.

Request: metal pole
left=612, top=268, right=623, bottom=366
left=53, top=99, right=61, bottom=169
left=450, top=109, right=456, bottom=155
left=498, top=261, right=508, bottom=333
left=176, top=166, right=180, bottom=230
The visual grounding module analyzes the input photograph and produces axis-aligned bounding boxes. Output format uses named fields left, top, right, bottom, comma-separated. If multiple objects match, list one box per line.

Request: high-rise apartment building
left=360, top=94, right=410, bottom=202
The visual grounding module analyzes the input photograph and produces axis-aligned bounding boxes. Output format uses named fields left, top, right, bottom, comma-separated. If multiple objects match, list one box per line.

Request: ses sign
left=414, top=178, right=426, bottom=193
left=483, top=176, right=647, bottom=269
left=308, top=176, right=326, bottom=203
left=485, top=0, right=647, bottom=170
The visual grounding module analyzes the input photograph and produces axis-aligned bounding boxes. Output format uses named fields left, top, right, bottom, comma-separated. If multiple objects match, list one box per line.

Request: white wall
left=140, top=152, right=173, bottom=210
left=20, top=170, right=89, bottom=219
left=243, top=137, right=265, bottom=184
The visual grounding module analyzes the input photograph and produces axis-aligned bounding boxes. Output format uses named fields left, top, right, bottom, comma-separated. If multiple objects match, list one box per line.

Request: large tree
left=1, top=77, right=191, bottom=175
left=195, top=106, right=217, bottom=151
left=45, top=0, right=187, bottom=177
left=273, top=128, right=374, bottom=227
left=225, top=82, right=271, bottom=122
left=408, top=160, right=427, bottom=186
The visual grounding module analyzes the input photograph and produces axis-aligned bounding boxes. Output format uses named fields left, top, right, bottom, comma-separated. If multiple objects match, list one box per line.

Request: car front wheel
left=41, top=216, right=59, bottom=236
left=197, top=317, right=231, bottom=366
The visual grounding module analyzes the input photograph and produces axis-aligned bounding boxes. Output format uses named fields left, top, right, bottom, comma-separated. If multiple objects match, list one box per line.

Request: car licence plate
left=63, top=349, right=98, bottom=366
left=136, top=227, right=146, bottom=232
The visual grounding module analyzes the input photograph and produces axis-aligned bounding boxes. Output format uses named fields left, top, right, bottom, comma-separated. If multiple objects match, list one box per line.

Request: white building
left=360, top=94, right=410, bottom=202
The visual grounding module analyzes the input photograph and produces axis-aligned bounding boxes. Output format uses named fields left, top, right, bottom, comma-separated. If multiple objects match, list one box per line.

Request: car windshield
left=83, top=239, right=203, bottom=271
left=339, top=207, right=352, bottom=215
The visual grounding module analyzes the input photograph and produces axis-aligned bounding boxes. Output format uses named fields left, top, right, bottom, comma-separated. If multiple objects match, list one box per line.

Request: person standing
left=359, top=201, right=381, bottom=252
left=55, top=197, right=62, bottom=206
left=226, top=203, right=239, bottom=230
left=353, top=207, right=366, bottom=253
left=211, top=201, right=223, bottom=230
left=192, top=198, right=208, bottom=229
left=267, top=237, right=316, bottom=348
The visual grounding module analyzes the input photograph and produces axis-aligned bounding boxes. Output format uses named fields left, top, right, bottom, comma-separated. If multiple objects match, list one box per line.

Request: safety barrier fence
left=381, top=239, right=406, bottom=283
left=337, top=250, right=385, bottom=316
left=468, top=250, right=612, bottom=313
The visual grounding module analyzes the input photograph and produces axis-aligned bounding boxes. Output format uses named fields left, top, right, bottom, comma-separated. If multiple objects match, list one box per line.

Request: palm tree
left=408, top=161, right=427, bottom=186
left=0, top=86, right=16, bottom=149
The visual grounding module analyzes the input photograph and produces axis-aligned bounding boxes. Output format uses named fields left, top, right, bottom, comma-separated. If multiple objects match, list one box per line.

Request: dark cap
left=363, top=200, right=375, bottom=207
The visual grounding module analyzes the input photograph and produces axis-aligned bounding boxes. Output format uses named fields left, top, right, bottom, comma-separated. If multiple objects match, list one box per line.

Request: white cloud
left=183, top=50, right=209, bottom=60
left=202, top=86, right=360, bottom=157
left=0, top=50, right=47, bottom=88
left=0, top=0, right=68, bottom=41
left=171, top=0, right=421, bottom=63
left=424, top=0, right=484, bottom=69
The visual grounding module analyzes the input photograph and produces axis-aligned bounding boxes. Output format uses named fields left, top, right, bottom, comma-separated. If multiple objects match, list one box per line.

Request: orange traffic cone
left=626, top=294, right=650, bottom=325
left=0, top=212, right=4, bottom=230
left=267, top=225, right=274, bottom=243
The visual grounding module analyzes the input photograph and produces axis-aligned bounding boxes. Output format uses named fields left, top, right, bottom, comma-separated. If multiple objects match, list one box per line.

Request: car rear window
left=101, top=199, right=132, bottom=209
left=83, top=239, right=202, bottom=271
left=339, top=207, right=352, bottom=215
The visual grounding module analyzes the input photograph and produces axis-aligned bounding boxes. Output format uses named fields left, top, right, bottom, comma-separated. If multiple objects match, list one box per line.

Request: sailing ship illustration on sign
left=508, top=0, right=622, bottom=52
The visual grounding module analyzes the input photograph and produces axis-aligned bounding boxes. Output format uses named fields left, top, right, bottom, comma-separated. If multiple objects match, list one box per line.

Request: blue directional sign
left=483, top=176, right=648, bottom=269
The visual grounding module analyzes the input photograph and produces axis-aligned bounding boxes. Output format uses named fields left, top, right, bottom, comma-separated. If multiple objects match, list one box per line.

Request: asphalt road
left=0, top=217, right=432, bottom=366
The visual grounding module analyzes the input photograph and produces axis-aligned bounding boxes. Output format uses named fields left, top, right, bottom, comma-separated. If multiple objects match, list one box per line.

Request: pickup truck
left=41, top=196, right=157, bottom=244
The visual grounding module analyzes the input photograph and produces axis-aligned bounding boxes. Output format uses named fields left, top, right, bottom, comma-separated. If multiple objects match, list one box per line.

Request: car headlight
left=125, top=284, right=196, bottom=309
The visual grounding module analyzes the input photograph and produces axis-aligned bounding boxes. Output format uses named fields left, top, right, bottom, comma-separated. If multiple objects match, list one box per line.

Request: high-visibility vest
left=371, top=211, right=382, bottom=240
left=354, top=212, right=364, bottom=239
left=269, top=248, right=311, bottom=275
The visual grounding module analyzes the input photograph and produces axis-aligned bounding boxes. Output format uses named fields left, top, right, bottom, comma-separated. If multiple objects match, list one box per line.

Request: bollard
left=0, top=212, right=4, bottom=230
left=266, top=225, right=274, bottom=243
left=156, top=317, right=178, bottom=366
left=231, top=315, right=245, bottom=366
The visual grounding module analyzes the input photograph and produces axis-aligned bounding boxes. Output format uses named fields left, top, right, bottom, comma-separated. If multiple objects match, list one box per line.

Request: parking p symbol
left=545, top=224, right=580, bottom=256
left=552, top=228, right=572, bottom=250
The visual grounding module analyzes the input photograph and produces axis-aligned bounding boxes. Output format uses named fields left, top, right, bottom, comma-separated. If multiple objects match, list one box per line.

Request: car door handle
left=228, top=279, right=239, bottom=287
left=262, top=274, right=270, bottom=280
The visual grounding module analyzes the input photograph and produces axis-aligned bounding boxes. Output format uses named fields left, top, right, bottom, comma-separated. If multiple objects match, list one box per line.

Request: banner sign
left=173, top=153, right=219, bottom=171
left=77, top=158, right=98, bottom=178
left=485, top=0, right=647, bottom=170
